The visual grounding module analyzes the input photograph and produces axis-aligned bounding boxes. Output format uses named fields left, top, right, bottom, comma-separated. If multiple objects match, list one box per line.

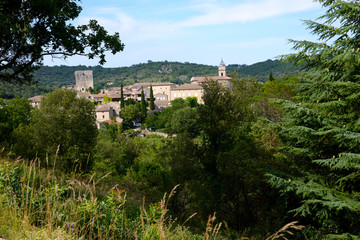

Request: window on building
left=188, top=93, right=191, bottom=97
left=174, top=93, right=177, bottom=97
left=195, top=92, right=198, bottom=97
left=103, top=115, right=105, bottom=119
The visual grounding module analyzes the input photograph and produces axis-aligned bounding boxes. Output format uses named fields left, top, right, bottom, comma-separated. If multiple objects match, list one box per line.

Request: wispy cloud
left=77, top=8, right=137, bottom=34
left=58, top=0, right=322, bottom=67
left=180, top=0, right=319, bottom=27
left=78, top=0, right=319, bottom=42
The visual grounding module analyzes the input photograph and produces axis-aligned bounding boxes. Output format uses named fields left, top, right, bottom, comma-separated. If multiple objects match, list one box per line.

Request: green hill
left=0, top=59, right=300, bottom=99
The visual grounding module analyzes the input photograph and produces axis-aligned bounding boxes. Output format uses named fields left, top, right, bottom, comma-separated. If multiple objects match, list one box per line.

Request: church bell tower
left=218, top=58, right=226, bottom=77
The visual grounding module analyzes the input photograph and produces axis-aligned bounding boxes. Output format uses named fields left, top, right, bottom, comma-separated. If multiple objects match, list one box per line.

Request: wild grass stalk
left=0, top=154, right=306, bottom=240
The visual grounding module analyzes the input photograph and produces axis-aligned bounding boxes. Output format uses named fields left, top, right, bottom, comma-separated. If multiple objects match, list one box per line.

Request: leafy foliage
left=13, top=89, right=98, bottom=171
left=0, top=0, right=124, bottom=84
left=0, top=97, right=32, bottom=145
left=268, top=0, right=360, bottom=236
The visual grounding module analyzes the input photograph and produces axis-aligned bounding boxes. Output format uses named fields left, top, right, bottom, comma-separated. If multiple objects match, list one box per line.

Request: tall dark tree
left=149, top=84, right=155, bottom=111
left=140, top=89, right=147, bottom=121
left=120, top=83, right=125, bottom=109
left=193, top=79, right=267, bottom=230
left=0, top=0, right=124, bottom=84
left=268, top=71, right=275, bottom=81
left=269, top=0, right=360, bottom=236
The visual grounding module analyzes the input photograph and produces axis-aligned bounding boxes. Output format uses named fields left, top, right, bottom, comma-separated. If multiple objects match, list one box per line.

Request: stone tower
left=75, top=70, right=94, bottom=92
left=218, top=59, right=226, bottom=77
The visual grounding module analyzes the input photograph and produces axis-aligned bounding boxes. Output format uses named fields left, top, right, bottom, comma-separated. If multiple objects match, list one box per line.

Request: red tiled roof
left=172, top=83, right=203, bottom=90
left=190, top=76, right=231, bottom=82
left=92, top=93, right=105, bottom=98
left=106, top=93, right=121, bottom=98
left=96, top=105, right=111, bottom=112
left=133, top=82, right=175, bottom=86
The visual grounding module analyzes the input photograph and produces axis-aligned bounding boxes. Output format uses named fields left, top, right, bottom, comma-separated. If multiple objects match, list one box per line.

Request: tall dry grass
left=0, top=153, right=306, bottom=240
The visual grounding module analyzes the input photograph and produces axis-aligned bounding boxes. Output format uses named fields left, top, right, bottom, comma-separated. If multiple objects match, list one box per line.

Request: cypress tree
left=269, top=0, right=360, bottom=236
left=268, top=71, right=275, bottom=81
left=140, top=89, right=147, bottom=121
left=120, top=83, right=125, bottom=109
left=149, top=84, right=155, bottom=111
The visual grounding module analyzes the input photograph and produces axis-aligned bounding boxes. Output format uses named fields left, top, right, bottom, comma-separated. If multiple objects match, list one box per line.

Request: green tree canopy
left=13, top=89, right=98, bottom=171
left=167, top=106, right=199, bottom=136
left=185, top=96, right=198, bottom=108
left=0, top=0, right=124, bottom=84
left=269, top=0, right=360, bottom=236
left=0, top=97, right=32, bottom=144
left=121, top=104, right=140, bottom=127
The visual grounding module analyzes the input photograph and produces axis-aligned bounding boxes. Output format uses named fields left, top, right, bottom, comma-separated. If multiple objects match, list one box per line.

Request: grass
left=0, top=154, right=306, bottom=240
left=0, top=156, right=204, bottom=239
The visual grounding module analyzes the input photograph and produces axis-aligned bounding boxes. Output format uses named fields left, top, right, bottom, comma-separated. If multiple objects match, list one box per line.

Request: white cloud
left=77, top=8, right=138, bottom=34
left=78, top=7, right=186, bottom=43
left=50, top=0, right=322, bottom=67
left=180, top=0, right=320, bottom=27
left=77, top=0, right=320, bottom=43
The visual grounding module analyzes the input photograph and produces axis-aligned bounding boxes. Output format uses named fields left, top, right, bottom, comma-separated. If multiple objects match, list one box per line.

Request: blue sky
left=44, top=0, right=325, bottom=67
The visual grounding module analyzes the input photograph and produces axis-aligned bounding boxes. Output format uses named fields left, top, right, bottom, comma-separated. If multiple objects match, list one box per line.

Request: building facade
left=170, top=59, right=231, bottom=104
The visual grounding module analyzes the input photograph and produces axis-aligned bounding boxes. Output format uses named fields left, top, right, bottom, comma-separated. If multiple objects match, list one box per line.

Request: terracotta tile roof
left=190, top=76, right=231, bottom=82
left=106, top=102, right=120, bottom=109
left=131, top=82, right=176, bottom=87
left=172, top=83, right=203, bottom=90
left=106, top=93, right=121, bottom=98
left=151, top=82, right=176, bottom=86
left=96, top=105, right=111, bottom=112
left=92, top=93, right=105, bottom=98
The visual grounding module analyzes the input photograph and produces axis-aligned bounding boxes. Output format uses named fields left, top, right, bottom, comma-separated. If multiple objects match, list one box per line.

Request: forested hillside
left=0, top=59, right=299, bottom=99
left=35, top=59, right=299, bottom=87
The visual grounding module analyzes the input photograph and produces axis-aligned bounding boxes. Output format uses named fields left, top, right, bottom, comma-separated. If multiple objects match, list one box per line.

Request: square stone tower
left=75, top=70, right=94, bottom=92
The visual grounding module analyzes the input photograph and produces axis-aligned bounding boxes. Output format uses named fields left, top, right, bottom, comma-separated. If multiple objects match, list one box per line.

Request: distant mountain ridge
left=0, top=59, right=300, bottom=99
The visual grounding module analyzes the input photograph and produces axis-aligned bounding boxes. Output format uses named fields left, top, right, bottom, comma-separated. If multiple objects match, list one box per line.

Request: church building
left=170, top=59, right=232, bottom=104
